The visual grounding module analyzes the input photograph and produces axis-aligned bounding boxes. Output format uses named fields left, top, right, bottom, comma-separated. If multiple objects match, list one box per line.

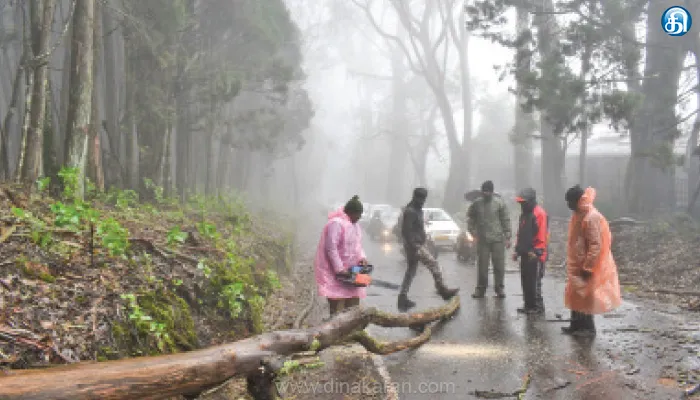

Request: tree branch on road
left=0, top=297, right=460, bottom=400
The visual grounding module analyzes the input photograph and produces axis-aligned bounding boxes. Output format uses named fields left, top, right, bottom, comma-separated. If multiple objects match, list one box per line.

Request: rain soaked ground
left=361, top=239, right=700, bottom=400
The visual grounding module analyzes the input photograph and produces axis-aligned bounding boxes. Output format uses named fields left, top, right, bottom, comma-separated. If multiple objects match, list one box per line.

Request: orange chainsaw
left=337, top=265, right=373, bottom=287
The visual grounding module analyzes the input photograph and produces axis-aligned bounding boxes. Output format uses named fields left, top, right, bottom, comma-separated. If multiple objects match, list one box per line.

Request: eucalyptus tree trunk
left=626, top=0, right=685, bottom=214
left=385, top=26, right=408, bottom=204
left=577, top=4, right=594, bottom=186
left=63, top=0, right=94, bottom=198
left=102, top=1, right=122, bottom=187
left=20, top=0, right=56, bottom=184
left=512, top=3, right=534, bottom=189
left=88, top=0, right=104, bottom=191
left=0, top=62, right=24, bottom=180
left=58, top=15, right=73, bottom=168
left=534, top=0, right=565, bottom=214
left=15, top=3, right=35, bottom=183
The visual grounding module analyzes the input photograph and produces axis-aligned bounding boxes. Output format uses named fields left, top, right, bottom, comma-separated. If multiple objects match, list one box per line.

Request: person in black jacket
left=398, top=187, right=459, bottom=311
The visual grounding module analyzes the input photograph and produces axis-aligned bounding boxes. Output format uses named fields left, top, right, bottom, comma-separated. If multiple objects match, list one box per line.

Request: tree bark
left=16, top=7, right=36, bottom=183
left=577, top=6, right=594, bottom=186
left=386, top=25, right=409, bottom=205
left=1, top=60, right=24, bottom=180
left=513, top=3, right=534, bottom=189
left=626, top=0, right=685, bottom=214
left=534, top=0, right=565, bottom=214
left=0, top=297, right=459, bottom=400
left=63, top=0, right=94, bottom=198
left=20, top=0, right=56, bottom=184
left=88, top=0, right=104, bottom=192
left=101, top=1, right=122, bottom=188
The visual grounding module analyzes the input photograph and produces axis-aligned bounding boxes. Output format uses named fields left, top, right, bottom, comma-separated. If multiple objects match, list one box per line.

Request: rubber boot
left=398, top=294, right=416, bottom=312
left=571, top=314, right=596, bottom=337
left=561, top=311, right=582, bottom=334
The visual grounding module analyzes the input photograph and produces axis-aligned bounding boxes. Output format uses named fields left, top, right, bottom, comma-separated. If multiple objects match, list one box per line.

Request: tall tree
left=63, top=0, right=94, bottom=198
left=511, top=2, right=535, bottom=189
left=88, top=0, right=104, bottom=191
left=18, top=0, right=56, bottom=183
left=353, top=0, right=473, bottom=213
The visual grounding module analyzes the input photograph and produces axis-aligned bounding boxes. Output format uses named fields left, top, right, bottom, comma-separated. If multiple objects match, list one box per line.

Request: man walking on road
left=398, top=187, right=459, bottom=311
left=467, top=181, right=512, bottom=298
left=562, top=185, right=621, bottom=337
left=513, top=188, right=548, bottom=314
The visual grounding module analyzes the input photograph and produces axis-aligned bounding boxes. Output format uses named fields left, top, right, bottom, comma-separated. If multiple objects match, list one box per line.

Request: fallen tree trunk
left=0, top=296, right=460, bottom=400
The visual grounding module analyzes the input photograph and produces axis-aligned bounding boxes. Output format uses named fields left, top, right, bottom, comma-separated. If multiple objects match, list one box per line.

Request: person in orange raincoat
left=562, top=185, right=621, bottom=337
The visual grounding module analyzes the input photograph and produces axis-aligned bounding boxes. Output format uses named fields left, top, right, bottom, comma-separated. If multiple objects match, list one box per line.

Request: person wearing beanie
left=513, top=187, right=548, bottom=315
left=397, top=187, right=459, bottom=311
left=561, top=185, right=621, bottom=337
left=314, top=195, right=369, bottom=317
left=467, top=180, right=512, bottom=298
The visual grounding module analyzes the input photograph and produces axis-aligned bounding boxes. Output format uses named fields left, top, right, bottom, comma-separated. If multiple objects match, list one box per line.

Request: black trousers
left=520, top=257, right=544, bottom=310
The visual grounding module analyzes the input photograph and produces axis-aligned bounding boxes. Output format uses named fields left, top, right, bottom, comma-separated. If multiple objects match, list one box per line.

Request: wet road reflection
left=362, top=238, right=690, bottom=399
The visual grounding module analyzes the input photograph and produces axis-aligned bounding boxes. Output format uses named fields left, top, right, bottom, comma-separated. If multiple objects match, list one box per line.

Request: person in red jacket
left=513, top=188, right=548, bottom=315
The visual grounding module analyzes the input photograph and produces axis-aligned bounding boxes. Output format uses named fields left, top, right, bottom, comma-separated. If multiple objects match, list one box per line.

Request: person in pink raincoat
left=315, top=195, right=369, bottom=316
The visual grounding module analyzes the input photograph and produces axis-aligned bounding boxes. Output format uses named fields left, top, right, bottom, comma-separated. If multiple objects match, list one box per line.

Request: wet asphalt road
left=361, top=238, right=700, bottom=400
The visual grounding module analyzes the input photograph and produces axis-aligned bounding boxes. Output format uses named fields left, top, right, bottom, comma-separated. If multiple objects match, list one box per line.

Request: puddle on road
left=415, top=343, right=513, bottom=359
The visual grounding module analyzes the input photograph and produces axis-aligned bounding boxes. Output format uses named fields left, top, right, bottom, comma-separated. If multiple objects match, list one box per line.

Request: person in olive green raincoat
left=467, top=180, right=512, bottom=298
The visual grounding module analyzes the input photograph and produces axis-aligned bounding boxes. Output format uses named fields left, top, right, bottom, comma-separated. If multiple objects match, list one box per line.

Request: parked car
left=423, top=208, right=460, bottom=250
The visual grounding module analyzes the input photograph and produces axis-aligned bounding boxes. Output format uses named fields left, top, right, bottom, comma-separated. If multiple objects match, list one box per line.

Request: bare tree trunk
left=386, top=26, right=409, bottom=204
left=174, top=69, right=190, bottom=200
left=0, top=298, right=459, bottom=400
left=626, top=0, right=685, bottom=214
left=457, top=12, right=472, bottom=193
left=122, top=33, right=139, bottom=191
left=215, top=141, right=228, bottom=195
left=163, top=124, right=174, bottom=197
left=577, top=9, right=594, bottom=186
left=58, top=18, right=72, bottom=168
left=534, top=0, right=565, bottom=214
left=88, top=0, right=104, bottom=191
left=63, top=0, right=94, bottom=198
left=205, top=130, right=215, bottom=196
left=513, top=3, right=534, bottom=189
left=101, top=1, right=122, bottom=187
left=19, top=0, right=56, bottom=183
left=15, top=5, right=35, bottom=183
left=1, top=61, right=24, bottom=180
left=684, top=35, right=700, bottom=215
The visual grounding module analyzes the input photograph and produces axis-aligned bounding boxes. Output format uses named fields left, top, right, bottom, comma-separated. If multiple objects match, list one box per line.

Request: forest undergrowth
left=0, top=168, right=297, bottom=369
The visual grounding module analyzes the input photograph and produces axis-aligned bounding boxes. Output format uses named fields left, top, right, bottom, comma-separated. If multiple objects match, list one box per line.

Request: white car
left=423, top=208, right=460, bottom=249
